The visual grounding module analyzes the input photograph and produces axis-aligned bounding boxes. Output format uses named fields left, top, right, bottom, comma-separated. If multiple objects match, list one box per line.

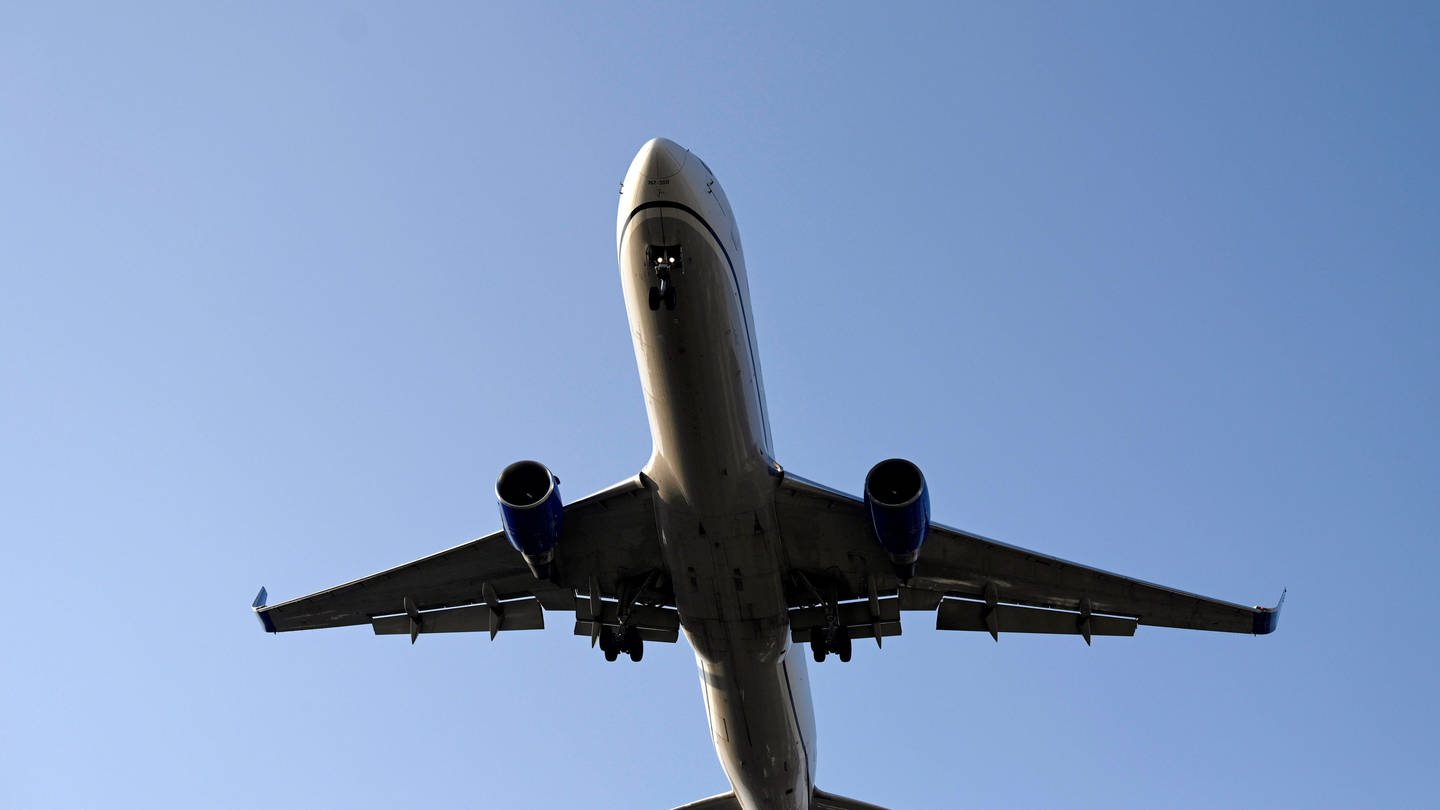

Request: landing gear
left=626, top=627, right=644, bottom=662
left=599, top=625, right=644, bottom=663
left=648, top=277, right=676, bottom=311
left=600, top=626, right=619, bottom=662
left=809, top=625, right=852, bottom=663
left=646, top=246, right=680, bottom=311
left=595, top=571, right=660, bottom=663
left=795, top=570, right=855, bottom=664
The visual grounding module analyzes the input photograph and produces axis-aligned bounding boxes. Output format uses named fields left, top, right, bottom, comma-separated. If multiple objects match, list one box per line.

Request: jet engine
left=864, top=458, right=930, bottom=582
left=496, top=460, right=563, bottom=580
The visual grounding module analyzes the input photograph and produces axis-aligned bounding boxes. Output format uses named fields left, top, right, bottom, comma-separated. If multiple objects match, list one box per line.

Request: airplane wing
left=254, top=474, right=672, bottom=638
left=773, top=471, right=1282, bottom=641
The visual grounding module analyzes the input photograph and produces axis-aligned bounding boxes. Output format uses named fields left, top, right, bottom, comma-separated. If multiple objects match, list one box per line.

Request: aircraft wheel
left=806, top=625, right=829, bottom=657
left=663, top=285, right=677, bottom=311
left=810, top=627, right=828, bottom=662
left=624, top=627, right=644, bottom=662
left=600, top=626, right=619, bottom=662
left=837, top=634, right=853, bottom=663
left=648, top=287, right=661, bottom=311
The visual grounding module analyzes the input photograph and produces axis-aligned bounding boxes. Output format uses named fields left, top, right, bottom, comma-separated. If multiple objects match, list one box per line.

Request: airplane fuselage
left=618, top=139, right=816, bottom=810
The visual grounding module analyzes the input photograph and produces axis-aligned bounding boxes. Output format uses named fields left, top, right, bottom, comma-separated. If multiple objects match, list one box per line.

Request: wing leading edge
left=774, top=471, right=1282, bottom=639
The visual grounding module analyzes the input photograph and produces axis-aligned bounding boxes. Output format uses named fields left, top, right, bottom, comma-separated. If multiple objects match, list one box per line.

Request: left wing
left=774, top=471, right=1282, bottom=641
left=255, top=474, right=671, bottom=637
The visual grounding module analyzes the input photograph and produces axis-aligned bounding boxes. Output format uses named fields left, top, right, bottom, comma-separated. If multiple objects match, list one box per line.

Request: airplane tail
left=668, top=788, right=888, bottom=810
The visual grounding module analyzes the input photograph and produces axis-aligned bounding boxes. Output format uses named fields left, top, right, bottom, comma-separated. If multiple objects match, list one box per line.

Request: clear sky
left=3, top=3, right=1437, bottom=808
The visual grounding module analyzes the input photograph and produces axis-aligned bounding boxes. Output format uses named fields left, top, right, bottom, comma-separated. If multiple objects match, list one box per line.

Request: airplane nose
left=633, top=137, right=688, bottom=179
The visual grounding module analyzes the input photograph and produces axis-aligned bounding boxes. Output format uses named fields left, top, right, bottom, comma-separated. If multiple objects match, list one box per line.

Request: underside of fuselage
left=618, top=139, right=817, bottom=810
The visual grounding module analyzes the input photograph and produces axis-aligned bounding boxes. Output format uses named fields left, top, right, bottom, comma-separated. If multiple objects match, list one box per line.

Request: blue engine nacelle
left=496, top=460, right=563, bottom=580
left=864, top=458, right=930, bottom=583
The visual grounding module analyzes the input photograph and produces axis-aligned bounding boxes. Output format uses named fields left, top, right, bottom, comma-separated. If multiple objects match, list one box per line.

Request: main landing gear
left=809, top=625, right=852, bottom=663
left=599, top=625, right=644, bottom=663
left=794, top=571, right=854, bottom=664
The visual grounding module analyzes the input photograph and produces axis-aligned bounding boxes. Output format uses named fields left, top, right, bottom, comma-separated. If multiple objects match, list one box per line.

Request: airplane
left=252, top=137, right=1283, bottom=810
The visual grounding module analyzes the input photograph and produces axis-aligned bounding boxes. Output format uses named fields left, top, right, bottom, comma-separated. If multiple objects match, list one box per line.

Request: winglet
left=1251, top=589, right=1286, bottom=635
left=252, top=587, right=277, bottom=633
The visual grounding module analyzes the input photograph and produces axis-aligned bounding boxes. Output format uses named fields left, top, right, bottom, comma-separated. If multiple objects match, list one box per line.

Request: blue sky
left=2, top=3, right=1436, bottom=808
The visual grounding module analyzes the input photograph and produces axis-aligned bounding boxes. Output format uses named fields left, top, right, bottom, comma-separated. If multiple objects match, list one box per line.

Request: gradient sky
left=3, top=3, right=1437, bottom=808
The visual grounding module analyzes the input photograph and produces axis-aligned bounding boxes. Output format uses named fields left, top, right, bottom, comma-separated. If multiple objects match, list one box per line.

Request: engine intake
left=864, top=458, right=930, bottom=582
left=496, top=460, right=563, bottom=580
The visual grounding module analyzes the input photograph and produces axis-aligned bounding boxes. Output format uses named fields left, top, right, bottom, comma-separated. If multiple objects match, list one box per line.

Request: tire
left=599, top=626, right=617, bottom=661
left=809, top=626, right=827, bottom=662
left=663, top=286, right=677, bottom=311
left=648, top=287, right=661, bottom=311
left=837, top=635, right=853, bottom=663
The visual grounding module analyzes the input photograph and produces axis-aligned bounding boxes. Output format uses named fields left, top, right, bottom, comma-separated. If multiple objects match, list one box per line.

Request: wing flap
left=789, top=599, right=901, bottom=631
left=573, top=622, right=681, bottom=644
left=371, top=598, right=545, bottom=637
left=574, top=600, right=680, bottom=632
left=936, top=599, right=1137, bottom=637
left=790, top=622, right=901, bottom=643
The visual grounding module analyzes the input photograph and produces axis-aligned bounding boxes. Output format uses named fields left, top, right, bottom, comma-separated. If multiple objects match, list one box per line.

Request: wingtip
left=1251, top=588, right=1286, bottom=635
left=252, top=586, right=277, bottom=633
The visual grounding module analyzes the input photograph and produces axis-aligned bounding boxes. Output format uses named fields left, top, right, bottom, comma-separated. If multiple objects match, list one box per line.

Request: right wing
left=255, top=474, right=671, bottom=636
left=775, top=471, right=1282, bottom=639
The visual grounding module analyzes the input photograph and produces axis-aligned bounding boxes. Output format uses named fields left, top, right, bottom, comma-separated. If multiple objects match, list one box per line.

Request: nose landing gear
left=647, top=278, right=676, bottom=311
left=646, top=246, right=681, bottom=311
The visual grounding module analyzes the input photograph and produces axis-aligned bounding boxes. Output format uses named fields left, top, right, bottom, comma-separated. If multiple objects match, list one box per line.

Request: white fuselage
left=617, top=139, right=817, bottom=810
